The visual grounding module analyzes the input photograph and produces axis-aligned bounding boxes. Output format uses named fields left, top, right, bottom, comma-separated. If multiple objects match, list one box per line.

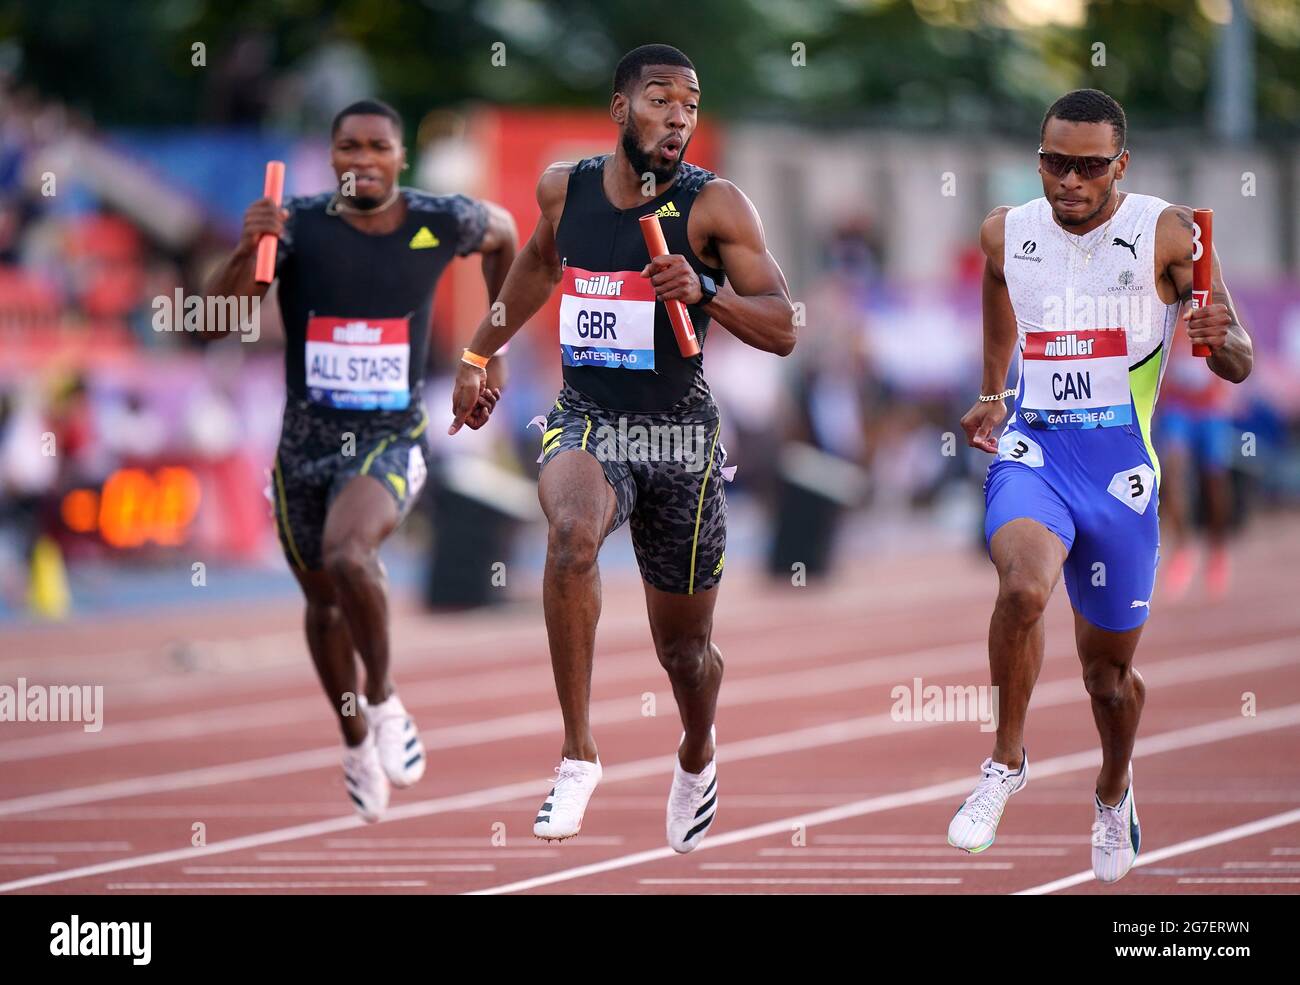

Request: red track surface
left=2, top=518, right=1299, bottom=895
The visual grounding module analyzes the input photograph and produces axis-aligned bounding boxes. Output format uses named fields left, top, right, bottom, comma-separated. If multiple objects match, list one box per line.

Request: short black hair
left=331, top=99, right=403, bottom=138
left=1041, top=89, right=1126, bottom=150
left=613, top=44, right=695, bottom=96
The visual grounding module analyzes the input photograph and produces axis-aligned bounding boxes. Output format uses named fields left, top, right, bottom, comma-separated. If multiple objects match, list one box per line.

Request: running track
left=1, top=518, right=1298, bottom=895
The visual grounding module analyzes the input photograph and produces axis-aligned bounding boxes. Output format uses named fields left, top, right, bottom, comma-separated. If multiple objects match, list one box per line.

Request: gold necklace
left=1059, top=197, right=1121, bottom=266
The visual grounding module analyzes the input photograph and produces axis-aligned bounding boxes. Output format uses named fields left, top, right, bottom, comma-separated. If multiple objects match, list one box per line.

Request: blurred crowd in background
left=2, top=0, right=1298, bottom=619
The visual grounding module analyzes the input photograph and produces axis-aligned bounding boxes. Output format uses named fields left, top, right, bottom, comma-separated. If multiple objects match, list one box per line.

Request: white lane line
left=105, top=888, right=426, bottom=894
left=5, top=804, right=345, bottom=822
left=179, top=865, right=492, bottom=874
left=14, top=562, right=978, bottom=669
left=1177, top=877, right=1300, bottom=884
left=0, top=842, right=132, bottom=852
left=323, top=836, right=625, bottom=847
left=0, top=634, right=989, bottom=816
left=7, top=626, right=1295, bottom=821
left=760, top=846, right=1068, bottom=857
left=562, top=794, right=853, bottom=809
left=1013, top=807, right=1300, bottom=895
left=257, top=850, right=559, bottom=861
left=0, top=607, right=972, bottom=763
left=5, top=644, right=1297, bottom=895
left=698, top=861, right=1013, bottom=870
left=18, top=568, right=970, bottom=708
left=465, top=703, right=1300, bottom=895
left=0, top=748, right=350, bottom=820
left=0, top=856, right=56, bottom=865
left=638, top=878, right=962, bottom=886
left=17, top=589, right=1295, bottom=763
left=814, top=834, right=1086, bottom=845
left=1222, top=861, right=1300, bottom=869
left=0, top=772, right=615, bottom=893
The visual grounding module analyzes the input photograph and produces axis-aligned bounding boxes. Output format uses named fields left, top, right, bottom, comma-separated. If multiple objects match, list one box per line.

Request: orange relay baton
left=254, top=161, right=286, bottom=285
left=639, top=212, right=701, bottom=358
left=1190, top=207, right=1213, bottom=358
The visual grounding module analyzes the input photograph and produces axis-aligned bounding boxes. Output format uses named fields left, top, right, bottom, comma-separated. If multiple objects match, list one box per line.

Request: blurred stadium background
left=1, top=0, right=1297, bottom=622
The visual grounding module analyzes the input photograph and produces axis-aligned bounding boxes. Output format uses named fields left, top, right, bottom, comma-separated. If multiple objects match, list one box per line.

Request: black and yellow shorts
left=271, top=398, right=430, bottom=571
left=539, top=385, right=728, bottom=595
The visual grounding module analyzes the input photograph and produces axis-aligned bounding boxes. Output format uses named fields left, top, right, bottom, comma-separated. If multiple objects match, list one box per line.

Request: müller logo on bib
left=331, top=320, right=386, bottom=343
left=572, top=274, right=625, bottom=297
left=1041, top=334, right=1097, bottom=357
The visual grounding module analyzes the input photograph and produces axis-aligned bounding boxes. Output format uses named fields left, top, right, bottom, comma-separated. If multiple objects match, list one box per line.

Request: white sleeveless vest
left=1002, top=192, right=1181, bottom=456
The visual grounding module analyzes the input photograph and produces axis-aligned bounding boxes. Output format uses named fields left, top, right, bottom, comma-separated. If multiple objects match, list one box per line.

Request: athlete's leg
left=320, top=475, right=399, bottom=706
left=1197, top=416, right=1235, bottom=596
left=538, top=449, right=618, bottom=764
left=1158, top=416, right=1197, bottom=597
left=1074, top=612, right=1145, bottom=805
left=1202, top=466, right=1231, bottom=549
left=987, top=518, right=1068, bottom=769
left=1158, top=444, right=1190, bottom=549
left=272, top=450, right=365, bottom=743
left=644, top=582, right=722, bottom=773
left=291, top=566, right=364, bottom=746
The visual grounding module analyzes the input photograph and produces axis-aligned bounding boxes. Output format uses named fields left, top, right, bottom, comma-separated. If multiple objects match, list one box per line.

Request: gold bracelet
left=978, top=388, right=1016, bottom=403
left=461, top=348, right=490, bottom=370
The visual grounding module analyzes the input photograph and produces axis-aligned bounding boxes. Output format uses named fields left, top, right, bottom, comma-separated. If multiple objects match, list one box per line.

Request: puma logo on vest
left=1112, top=233, right=1140, bottom=259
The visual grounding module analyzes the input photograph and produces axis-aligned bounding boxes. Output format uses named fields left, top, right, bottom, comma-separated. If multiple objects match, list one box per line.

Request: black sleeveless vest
left=554, top=156, right=724, bottom=414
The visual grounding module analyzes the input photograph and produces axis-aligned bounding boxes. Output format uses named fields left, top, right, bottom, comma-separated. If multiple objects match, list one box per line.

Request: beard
left=341, top=189, right=384, bottom=210
left=1054, top=178, right=1116, bottom=227
left=621, top=117, right=687, bottom=185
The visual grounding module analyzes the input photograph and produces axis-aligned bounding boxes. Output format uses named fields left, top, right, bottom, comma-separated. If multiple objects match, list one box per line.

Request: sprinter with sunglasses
left=949, top=89, right=1253, bottom=883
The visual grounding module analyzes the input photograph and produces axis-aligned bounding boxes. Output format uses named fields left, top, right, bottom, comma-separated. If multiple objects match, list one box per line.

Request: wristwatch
left=698, top=273, right=718, bottom=306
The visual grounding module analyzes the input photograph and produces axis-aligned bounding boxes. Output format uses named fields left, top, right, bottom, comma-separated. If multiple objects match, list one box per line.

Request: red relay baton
left=1190, top=208, right=1213, bottom=358
left=254, top=161, right=286, bottom=285
left=639, top=212, right=701, bottom=358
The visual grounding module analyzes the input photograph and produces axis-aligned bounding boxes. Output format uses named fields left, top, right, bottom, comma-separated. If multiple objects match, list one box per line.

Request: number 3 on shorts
left=1107, top=464, right=1156, bottom=515
left=997, top=430, right=1044, bottom=468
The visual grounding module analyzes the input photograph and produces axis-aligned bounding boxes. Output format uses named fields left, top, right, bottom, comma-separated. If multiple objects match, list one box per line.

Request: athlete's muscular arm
left=961, top=207, right=1017, bottom=454
left=200, top=197, right=285, bottom=339
left=449, top=163, right=572, bottom=435
left=1158, top=205, right=1253, bottom=384
left=474, top=200, right=520, bottom=306
left=642, top=179, right=795, bottom=356
left=472, top=200, right=519, bottom=391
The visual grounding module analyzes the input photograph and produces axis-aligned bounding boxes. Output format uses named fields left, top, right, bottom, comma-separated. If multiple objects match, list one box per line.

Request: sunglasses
left=1038, top=146, right=1125, bottom=180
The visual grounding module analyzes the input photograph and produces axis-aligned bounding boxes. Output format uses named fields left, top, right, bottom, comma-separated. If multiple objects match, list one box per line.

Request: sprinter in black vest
left=450, top=46, right=796, bottom=852
left=206, top=99, right=517, bottom=823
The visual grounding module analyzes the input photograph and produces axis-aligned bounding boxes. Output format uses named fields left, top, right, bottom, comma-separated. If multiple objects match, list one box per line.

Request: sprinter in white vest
left=950, top=89, right=1253, bottom=882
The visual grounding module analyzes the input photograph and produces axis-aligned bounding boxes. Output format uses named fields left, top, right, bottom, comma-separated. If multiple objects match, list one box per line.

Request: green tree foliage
left=6, top=0, right=1297, bottom=135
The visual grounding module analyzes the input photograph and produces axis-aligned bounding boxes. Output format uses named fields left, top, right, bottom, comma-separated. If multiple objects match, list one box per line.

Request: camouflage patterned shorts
left=271, top=398, right=430, bottom=571
left=538, top=386, right=728, bottom=595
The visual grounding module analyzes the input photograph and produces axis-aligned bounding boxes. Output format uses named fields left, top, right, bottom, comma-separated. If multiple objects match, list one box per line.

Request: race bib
left=1020, top=329, right=1131, bottom=429
left=559, top=267, right=656, bottom=370
left=306, top=316, right=410, bottom=411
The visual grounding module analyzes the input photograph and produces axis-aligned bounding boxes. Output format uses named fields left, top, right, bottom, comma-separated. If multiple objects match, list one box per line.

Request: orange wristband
left=461, top=348, right=490, bottom=370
